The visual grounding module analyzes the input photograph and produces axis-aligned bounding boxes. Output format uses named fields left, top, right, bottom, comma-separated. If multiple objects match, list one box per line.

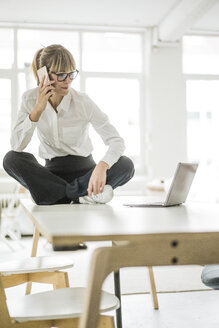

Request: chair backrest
left=79, top=233, right=219, bottom=328
left=0, top=256, right=73, bottom=290
left=0, top=269, right=118, bottom=328
left=0, top=256, right=73, bottom=275
left=80, top=241, right=165, bottom=328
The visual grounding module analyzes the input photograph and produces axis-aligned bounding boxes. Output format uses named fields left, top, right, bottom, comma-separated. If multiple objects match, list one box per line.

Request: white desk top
left=21, top=198, right=219, bottom=245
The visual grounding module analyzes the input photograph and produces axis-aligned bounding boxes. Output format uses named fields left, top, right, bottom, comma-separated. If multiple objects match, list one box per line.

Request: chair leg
left=25, top=226, right=40, bottom=295
left=148, top=266, right=159, bottom=309
left=0, top=275, right=13, bottom=328
left=54, top=271, right=70, bottom=289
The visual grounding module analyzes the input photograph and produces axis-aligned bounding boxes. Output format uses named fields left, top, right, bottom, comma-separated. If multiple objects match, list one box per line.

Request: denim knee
left=3, top=150, right=17, bottom=171
left=119, top=156, right=135, bottom=179
left=107, top=156, right=135, bottom=188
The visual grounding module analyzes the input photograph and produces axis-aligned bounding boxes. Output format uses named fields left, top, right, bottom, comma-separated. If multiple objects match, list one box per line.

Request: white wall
left=146, top=37, right=187, bottom=179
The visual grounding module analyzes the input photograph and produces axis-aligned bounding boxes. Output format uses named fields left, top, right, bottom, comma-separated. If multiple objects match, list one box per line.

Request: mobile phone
left=37, top=66, right=49, bottom=85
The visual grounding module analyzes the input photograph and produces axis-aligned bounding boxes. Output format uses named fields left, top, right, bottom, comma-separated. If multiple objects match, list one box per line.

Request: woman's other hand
left=87, top=161, right=109, bottom=196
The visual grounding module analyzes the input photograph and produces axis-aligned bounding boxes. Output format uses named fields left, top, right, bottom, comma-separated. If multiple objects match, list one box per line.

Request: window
left=17, top=29, right=80, bottom=69
left=0, top=27, right=144, bottom=173
left=0, top=29, right=14, bottom=69
left=82, top=32, right=142, bottom=73
left=85, top=77, right=140, bottom=163
left=186, top=80, right=219, bottom=163
left=183, top=36, right=219, bottom=75
left=183, top=36, right=219, bottom=166
left=0, top=79, right=11, bottom=161
left=183, top=36, right=219, bottom=201
left=82, top=32, right=142, bottom=165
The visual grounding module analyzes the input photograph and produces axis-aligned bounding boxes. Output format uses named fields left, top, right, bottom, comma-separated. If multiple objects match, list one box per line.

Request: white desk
left=21, top=198, right=219, bottom=245
left=20, top=198, right=219, bottom=328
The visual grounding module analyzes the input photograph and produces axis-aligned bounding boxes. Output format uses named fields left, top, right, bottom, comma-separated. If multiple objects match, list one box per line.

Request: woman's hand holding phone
left=37, top=76, right=55, bottom=111
left=29, top=76, right=55, bottom=122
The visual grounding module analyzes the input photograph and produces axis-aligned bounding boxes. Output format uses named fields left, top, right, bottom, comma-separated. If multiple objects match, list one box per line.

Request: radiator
left=0, top=194, right=20, bottom=209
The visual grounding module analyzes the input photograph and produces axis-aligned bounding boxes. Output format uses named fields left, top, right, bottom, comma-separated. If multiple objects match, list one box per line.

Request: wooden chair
left=25, top=226, right=72, bottom=295
left=0, top=255, right=73, bottom=291
left=80, top=240, right=176, bottom=328
left=0, top=273, right=119, bottom=328
left=81, top=231, right=219, bottom=328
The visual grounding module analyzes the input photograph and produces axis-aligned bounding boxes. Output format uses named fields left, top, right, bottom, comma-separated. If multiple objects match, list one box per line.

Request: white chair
left=0, top=272, right=119, bottom=328
left=0, top=255, right=73, bottom=291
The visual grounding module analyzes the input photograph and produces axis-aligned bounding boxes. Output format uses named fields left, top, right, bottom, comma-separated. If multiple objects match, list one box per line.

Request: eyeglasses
left=52, top=70, right=79, bottom=82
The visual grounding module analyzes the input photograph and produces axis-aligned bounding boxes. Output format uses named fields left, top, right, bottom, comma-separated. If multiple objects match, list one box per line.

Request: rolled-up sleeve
left=11, top=94, right=37, bottom=151
left=87, top=97, right=125, bottom=168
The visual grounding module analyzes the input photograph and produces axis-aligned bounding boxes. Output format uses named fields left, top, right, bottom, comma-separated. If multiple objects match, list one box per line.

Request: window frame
left=184, top=73, right=219, bottom=163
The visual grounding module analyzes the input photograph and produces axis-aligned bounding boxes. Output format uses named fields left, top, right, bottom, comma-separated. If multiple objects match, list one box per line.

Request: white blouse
left=11, top=88, right=125, bottom=168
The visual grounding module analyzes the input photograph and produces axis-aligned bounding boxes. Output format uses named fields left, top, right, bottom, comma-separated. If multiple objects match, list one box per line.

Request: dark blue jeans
left=3, top=151, right=134, bottom=205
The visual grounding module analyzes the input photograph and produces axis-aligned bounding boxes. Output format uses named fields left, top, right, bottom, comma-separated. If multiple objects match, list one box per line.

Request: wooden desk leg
left=25, top=226, right=40, bottom=295
left=148, top=266, right=159, bottom=309
left=114, top=270, right=123, bottom=328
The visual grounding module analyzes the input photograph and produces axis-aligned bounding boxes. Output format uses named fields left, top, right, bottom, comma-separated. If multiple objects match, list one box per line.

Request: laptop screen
left=164, top=163, right=198, bottom=206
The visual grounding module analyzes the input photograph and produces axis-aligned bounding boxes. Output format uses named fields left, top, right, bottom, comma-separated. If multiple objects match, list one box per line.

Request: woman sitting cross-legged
left=3, top=44, right=135, bottom=208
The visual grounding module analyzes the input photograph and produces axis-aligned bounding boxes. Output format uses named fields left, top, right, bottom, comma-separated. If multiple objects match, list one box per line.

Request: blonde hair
left=32, top=44, right=76, bottom=85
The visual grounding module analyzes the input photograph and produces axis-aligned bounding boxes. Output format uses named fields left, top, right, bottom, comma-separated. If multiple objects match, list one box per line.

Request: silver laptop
left=124, top=162, right=199, bottom=207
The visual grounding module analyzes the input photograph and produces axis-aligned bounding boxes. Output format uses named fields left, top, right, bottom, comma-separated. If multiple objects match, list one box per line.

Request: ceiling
left=0, top=0, right=219, bottom=40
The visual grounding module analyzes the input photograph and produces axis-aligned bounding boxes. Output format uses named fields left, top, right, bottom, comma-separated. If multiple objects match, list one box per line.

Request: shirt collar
left=57, top=91, right=71, bottom=112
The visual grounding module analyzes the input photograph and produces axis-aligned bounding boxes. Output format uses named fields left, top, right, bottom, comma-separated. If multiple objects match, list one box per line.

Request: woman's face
left=50, top=71, right=73, bottom=96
